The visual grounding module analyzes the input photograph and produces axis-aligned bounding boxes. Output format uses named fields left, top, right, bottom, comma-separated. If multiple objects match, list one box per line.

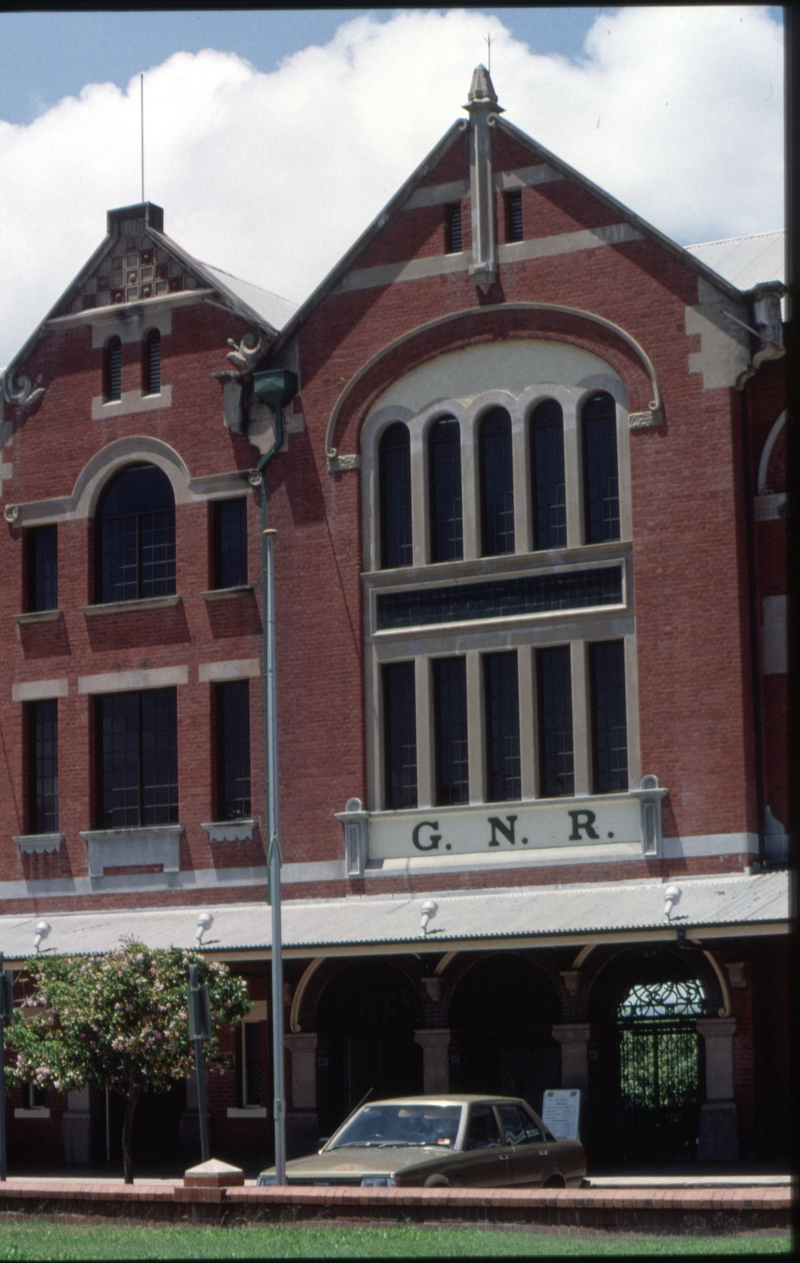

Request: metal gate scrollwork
left=616, top=978, right=704, bottom=1163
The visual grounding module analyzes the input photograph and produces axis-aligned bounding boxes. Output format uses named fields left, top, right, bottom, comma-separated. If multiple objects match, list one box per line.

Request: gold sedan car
left=257, top=1095, right=586, bottom=1189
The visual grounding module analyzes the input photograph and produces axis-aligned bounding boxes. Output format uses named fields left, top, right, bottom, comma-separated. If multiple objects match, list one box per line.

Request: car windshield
left=328, top=1104, right=463, bottom=1150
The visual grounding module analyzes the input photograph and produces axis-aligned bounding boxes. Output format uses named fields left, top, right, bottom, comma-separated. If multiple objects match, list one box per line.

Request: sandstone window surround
left=357, top=370, right=649, bottom=868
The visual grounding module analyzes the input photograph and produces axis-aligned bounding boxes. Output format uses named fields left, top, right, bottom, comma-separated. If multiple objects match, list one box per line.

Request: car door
left=454, top=1103, right=513, bottom=1187
left=495, top=1102, right=549, bottom=1187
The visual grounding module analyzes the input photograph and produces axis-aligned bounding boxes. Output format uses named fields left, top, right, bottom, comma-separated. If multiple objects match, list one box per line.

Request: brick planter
left=0, top=1181, right=790, bottom=1235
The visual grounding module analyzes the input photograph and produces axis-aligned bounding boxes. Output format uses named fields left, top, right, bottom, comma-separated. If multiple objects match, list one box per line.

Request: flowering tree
left=6, top=939, right=251, bottom=1183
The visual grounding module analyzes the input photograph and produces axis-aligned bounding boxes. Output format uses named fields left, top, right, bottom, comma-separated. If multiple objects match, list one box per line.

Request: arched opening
left=479, top=406, right=514, bottom=556
left=588, top=948, right=707, bottom=1166
left=379, top=422, right=412, bottom=569
left=529, top=398, right=566, bottom=549
left=428, top=417, right=463, bottom=562
left=448, top=954, right=560, bottom=1115
left=581, top=391, right=619, bottom=543
left=315, top=961, right=423, bottom=1137
left=95, top=463, right=176, bottom=604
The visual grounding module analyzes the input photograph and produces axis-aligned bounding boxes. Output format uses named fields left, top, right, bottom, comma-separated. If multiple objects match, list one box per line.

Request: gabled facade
left=0, top=68, right=788, bottom=1174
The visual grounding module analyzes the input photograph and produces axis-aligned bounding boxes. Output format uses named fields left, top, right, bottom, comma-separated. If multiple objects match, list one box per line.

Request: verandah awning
left=0, top=870, right=788, bottom=964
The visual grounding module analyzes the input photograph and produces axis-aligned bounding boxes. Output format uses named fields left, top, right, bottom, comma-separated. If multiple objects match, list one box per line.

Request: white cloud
left=0, top=6, right=783, bottom=369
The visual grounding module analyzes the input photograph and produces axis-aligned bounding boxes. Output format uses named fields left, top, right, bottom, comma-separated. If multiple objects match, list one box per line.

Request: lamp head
left=420, top=900, right=438, bottom=935
left=195, top=911, right=214, bottom=945
left=33, top=920, right=51, bottom=953
left=663, top=886, right=682, bottom=920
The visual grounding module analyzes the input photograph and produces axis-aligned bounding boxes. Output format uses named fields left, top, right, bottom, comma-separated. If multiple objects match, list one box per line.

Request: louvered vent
left=507, top=190, right=523, bottom=242
left=446, top=203, right=463, bottom=254
left=107, top=337, right=122, bottom=401
left=145, top=329, right=161, bottom=395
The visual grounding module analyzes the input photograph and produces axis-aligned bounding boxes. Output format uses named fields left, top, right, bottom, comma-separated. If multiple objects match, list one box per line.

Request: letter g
left=412, top=822, right=441, bottom=851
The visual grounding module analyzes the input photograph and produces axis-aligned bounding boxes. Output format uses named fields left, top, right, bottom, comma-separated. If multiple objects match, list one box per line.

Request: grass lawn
left=0, top=1224, right=790, bottom=1258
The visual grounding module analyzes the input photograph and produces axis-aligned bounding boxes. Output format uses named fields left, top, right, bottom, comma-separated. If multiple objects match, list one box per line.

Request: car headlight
left=257, top=1174, right=277, bottom=1186
left=360, top=1176, right=397, bottom=1187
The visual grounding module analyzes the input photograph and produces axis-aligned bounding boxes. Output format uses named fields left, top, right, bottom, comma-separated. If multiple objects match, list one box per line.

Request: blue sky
left=0, top=7, right=785, bottom=369
left=0, top=9, right=617, bottom=123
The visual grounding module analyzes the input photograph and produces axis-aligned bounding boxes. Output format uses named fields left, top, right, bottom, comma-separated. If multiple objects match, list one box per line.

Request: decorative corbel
left=630, top=774, right=668, bottom=856
left=2, top=372, right=45, bottom=410
left=326, top=448, right=362, bottom=473
left=334, top=797, right=369, bottom=877
left=212, top=371, right=245, bottom=434
left=226, top=332, right=266, bottom=369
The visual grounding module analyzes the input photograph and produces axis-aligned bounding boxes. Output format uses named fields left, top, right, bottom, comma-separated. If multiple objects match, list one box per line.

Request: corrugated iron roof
left=0, top=871, right=787, bottom=962
left=200, top=264, right=299, bottom=331
left=685, top=230, right=784, bottom=291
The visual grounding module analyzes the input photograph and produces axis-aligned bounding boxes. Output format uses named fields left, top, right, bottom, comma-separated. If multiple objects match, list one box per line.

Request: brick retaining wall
left=0, top=1181, right=790, bottom=1235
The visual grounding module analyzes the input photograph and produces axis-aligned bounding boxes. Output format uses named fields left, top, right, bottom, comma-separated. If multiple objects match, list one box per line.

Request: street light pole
left=250, top=368, right=296, bottom=1187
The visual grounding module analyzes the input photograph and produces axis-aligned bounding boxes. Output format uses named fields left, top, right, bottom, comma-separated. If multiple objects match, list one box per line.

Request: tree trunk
left=121, top=1080, right=141, bottom=1185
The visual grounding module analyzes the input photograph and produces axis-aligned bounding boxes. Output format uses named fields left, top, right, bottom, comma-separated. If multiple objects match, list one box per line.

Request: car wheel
left=542, top=1174, right=566, bottom=1189
left=424, top=1175, right=451, bottom=1188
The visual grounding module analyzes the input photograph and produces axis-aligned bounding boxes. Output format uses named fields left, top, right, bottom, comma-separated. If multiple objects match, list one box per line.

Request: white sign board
left=541, top=1089, right=581, bottom=1141
left=368, top=797, right=641, bottom=862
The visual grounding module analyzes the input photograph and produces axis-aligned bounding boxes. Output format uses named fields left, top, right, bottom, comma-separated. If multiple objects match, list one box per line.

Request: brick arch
left=292, top=954, right=426, bottom=1034
left=584, top=943, right=724, bottom=1021
left=325, top=303, right=662, bottom=463
left=443, top=949, right=563, bottom=1027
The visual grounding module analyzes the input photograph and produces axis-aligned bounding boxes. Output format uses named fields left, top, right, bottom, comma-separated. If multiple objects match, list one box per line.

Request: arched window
left=143, top=329, right=161, bottom=395
left=582, top=391, right=620, bottom=543
left=379, top=422, right=412, bottom=569
left=105, top=336, right=122, bottom=401
left=96, top=463, right=176, bottom=604
left=479, top=407, right=514, bottom=556
left=429, top=417, right=463, bottom=563
left=530, top=399, right=566, bottom=549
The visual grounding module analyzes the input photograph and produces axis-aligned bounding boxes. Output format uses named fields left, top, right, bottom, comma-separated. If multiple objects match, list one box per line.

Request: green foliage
left=5, top=939, right=251, bottom=1097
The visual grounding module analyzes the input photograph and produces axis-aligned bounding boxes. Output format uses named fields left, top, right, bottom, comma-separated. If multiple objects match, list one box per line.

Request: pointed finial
left=468, top=64, right=498, bottom=106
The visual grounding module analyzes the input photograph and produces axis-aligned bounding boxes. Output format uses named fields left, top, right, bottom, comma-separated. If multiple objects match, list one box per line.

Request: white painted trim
left=0, top=865, right=269, bottom=901
left=14, top=1108, right=51, bottom=1119
left=12, top=678, right=68, bottom=701
left=91, top=307, right=172, bottom=347
left=199, top=659, right=261, bottom=683
left=227, top=1107, right=267, bottom=1119
left=661, top=833, right=759, bottom=859
left=46, top=289, right=211, bottom=331
left=91, top=385, right=171, bottom=420
left=77, top=665, right=188, bottom=694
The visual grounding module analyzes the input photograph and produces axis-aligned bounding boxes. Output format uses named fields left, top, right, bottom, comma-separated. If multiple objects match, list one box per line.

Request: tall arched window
left=530, top=399, right=566, bottom=549
left=96, top=463, right=176, bottom=604
left=105, top=336, right=122, bottom=401
left=379, top=422, right=412, bottom=569
left=582, top=391, right=620, bottom=543
left=479, top=407, right=514, bottom=556
left=143, top=329, right=161, bottom=395
left=429, top=417, right=463, bottom=563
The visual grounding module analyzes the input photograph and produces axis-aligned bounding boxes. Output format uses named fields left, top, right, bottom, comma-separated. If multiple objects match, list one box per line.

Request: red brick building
left=0, top=67, right=788, bottom=1174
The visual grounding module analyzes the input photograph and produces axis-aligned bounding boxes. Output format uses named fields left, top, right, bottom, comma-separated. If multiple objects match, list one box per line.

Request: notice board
left=541, top=1089, right=581, bottom=1140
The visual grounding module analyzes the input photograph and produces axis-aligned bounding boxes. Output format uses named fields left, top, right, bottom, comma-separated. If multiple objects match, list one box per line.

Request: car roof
left=354, top=1095, right=528, bottom=1107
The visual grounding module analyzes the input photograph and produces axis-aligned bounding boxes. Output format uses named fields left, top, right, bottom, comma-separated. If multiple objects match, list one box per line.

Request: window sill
left=202, top=820, right=257, bottom=842
left=81, top=825, right=182, bottom=878
left=227, top=1107, right=267, bottom=1119
left=15, top=609, right=62, bottom=626
left=14, top=833, right=63, bottom=855
left=81, top=594, right=181, bottom=617
left=201, top=586, right=253, bottom=602
left=14, top=1108, right=50, bottom=1120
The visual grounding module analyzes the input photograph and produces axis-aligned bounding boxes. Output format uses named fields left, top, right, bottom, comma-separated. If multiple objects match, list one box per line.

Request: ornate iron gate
left=616, top=979, right=704, bottom=1163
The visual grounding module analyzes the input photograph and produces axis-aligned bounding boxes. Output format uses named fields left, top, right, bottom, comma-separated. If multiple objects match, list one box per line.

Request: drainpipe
left=739, top=386, right=766, bottom=869
left=250, top=368, right=297, bottom=1185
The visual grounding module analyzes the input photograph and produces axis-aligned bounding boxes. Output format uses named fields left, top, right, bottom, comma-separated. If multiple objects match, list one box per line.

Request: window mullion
left=465, top=650, right=484, bottom=804
left=414, top=657, right=434, bottom=810
left=517, top=645, right=537, bottom=800
left=563, top=399, right=582, bottom=548
left=570, top=642, right=591, bottom=796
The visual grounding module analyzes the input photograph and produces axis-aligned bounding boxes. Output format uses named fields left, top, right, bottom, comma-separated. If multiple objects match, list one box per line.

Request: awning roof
left=0, top=872, right=787, bottom=964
